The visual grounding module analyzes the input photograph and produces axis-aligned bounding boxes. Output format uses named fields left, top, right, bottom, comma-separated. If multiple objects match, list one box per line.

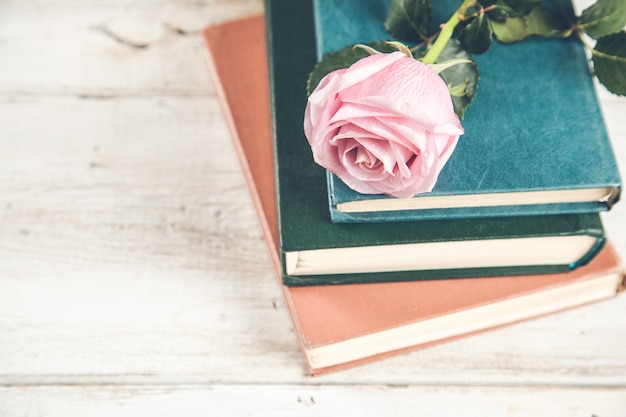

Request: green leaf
left=578, top=0, right=626, bottom=39
left=434, top=39, right=479, bottom=118
left=491, top=15, right=529, bottom=43
left=460, top=12, right=493, bottom=54
left=384, top=0, right=432, bottom=42
left=306, top=42, right=395, bottom=95
left=502, top=0, right=541, bottom=15
left=526, top=5, right=570, bottom=37
left=490, top=5, right=571, bottom=43
left=447, top=80, right=469, bottom=97
left=592, top=31, right=626, bottom=96
left=483, top=0, right=537, bottom=17
left=486, top=7, right=508, bottom=23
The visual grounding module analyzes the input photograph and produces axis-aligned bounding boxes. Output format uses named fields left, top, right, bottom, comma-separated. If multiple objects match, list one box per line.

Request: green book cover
left=314, top=0, right=622, bottom=223
left=264, top=0, right=606, bottom=286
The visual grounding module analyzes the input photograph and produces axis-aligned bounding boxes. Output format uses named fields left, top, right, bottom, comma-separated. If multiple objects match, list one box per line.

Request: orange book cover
left=202, top=15, right=625, bottom=376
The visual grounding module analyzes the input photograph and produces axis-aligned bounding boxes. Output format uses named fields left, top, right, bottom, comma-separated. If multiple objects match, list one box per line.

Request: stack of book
left=203, top=0, right=625, bottom=375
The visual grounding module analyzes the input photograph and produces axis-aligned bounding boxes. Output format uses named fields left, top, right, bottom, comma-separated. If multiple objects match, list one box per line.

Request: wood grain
left=1, top=385, right=626, bottom=416
left=0, top=0, right=625, bottom=414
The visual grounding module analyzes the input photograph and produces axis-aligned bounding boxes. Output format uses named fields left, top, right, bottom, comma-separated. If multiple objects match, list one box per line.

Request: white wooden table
left=1, top=1, right=625, bottom=415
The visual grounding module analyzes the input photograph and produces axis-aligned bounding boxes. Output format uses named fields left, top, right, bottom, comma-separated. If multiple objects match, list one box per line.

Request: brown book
left=202, top=15, right=626, bottom=376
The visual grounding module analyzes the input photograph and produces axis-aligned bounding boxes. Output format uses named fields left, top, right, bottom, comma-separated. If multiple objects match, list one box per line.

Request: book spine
left=329, top=202, right=614, bottom=223
left=265, top=0, right=320, bottom=282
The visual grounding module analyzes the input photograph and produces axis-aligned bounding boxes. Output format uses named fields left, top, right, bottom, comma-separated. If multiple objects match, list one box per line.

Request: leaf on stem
left=460, top=12, right=493, bottom=54
left=501, top=0, right=541, bottom=15
left=435, top=39, right=479, bottom=118
left=578, top=0, right=626, bottom=39
left=491, top=14, right=528, bottom=43
left=486, top=7, right=508, bottom=23
left=491, top=5, right=570, bottom=43
left=592, top=31, right=626, bottom=96
left=526, top=5, right=571, bottom=38
left=384, top=0, right=432, bottom=42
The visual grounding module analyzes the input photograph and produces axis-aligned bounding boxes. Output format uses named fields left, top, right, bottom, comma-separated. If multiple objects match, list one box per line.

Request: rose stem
left=421, top=0, right=476, bottom=65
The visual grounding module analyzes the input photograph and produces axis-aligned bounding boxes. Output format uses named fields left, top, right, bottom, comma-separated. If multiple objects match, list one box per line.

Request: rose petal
left=303, top=52, right=464, bottom=198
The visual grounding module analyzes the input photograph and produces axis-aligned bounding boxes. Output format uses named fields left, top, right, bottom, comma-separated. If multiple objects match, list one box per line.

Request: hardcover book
left=313, top=0, right=622, bottom=223
left=264, top=0, right=606, bottom=286
left=202, top=14, right=625, bottom=375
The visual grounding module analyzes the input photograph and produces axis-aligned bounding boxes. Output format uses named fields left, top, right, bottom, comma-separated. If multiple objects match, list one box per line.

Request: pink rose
left=304, top=51, right=464, bottom=198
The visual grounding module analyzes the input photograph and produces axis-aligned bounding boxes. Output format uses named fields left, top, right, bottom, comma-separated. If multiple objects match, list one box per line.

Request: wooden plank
left=1, top=385, right=625, bottom=416
left=0, top=95, right=265, bottom=274
left=1, top=291, right=624, bottom=385
left=1, top=95, right=625, bottom=386
left=0, top=0, right=263, bottom=95
left=0, top=4, right=625, bottom=414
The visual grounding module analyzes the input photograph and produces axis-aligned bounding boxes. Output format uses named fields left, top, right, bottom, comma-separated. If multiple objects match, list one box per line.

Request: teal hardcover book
left=265, top=0, right=606, bottom=286
left=313, top=0, right=622, bottom=223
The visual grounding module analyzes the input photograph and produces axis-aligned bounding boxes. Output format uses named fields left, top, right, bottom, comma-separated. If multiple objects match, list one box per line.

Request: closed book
left=265, top=0, right=605, bottom=286
left=313, top=0, right=622, bottom=223
left=201, top=14, right=625, bottom=375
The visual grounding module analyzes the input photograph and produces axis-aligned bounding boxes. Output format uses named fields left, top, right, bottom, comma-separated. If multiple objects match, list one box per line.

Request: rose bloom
left=304, top=51, right=464, bottom=198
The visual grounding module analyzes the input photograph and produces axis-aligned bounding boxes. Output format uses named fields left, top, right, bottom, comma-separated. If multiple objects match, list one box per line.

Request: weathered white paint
left=0, top=1, right=625, bottom=414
